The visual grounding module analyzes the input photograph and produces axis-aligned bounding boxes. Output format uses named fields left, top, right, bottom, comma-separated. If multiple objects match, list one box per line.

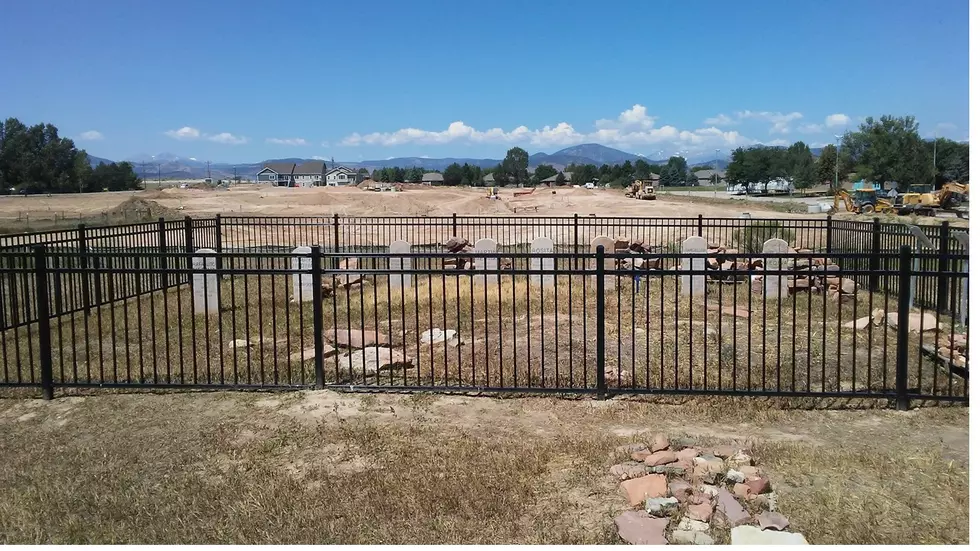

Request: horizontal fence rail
left=0, top=242, right=969, bottom=408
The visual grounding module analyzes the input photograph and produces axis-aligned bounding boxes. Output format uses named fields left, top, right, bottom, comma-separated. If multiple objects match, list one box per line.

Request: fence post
left=157, top=217, right=166, bottom=290
left=332, top=213, right=340, bottom=269
left=895, top=245, right=912, bottom=411
left=34, top=246, right=54, bottom=400
left=595, top=245, right=607, bottom=400
left=573, top=213, right=580, bottom=271
left=214, top=214, right=223, bottom=276
left=869, top=218, right=881, bottom=292
left=184, top=216, right=194, bottom=285
left=937, top=221, right=950, bottom=313
left=452, top=212, right=458, bottom=237
left=825, top=215, right=833, bottom=255
left=78, top=223, right=91, bottom=316
left=697, top=214, right=703, bottom=237
left=311, top=245, right=325, bottom=389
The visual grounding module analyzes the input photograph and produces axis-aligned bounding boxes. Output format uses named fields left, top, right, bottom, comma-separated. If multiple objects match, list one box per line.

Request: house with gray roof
left=421, top=172, right=444, bottom=185
left=256, top=161, right=327, bottom=187
left=324, top=165, right=357, bottom=186
left=541, top=171, right=573, bottom=185
left=694, top=169, right=727, bottom=186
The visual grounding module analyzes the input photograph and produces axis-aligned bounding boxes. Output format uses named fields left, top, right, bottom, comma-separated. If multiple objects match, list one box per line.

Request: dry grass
left=0, top=391, right=968, bottom=544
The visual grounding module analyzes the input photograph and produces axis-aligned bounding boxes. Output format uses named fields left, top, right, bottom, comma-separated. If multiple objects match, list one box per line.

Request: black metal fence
left=0, top=242, right=969, bottom=408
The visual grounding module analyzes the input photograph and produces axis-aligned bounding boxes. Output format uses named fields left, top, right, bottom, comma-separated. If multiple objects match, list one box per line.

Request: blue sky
left=0, top=0, right=968, bottom=163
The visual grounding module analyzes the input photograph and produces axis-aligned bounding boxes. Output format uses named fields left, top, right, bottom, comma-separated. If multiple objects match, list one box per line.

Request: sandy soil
left=0, top=185, right=827, bottom=222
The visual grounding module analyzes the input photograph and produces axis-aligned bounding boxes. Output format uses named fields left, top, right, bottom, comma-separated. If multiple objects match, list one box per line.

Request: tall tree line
left=0, top=117, right=141, bottom=194
left=727, top=115, right=969, bottom=193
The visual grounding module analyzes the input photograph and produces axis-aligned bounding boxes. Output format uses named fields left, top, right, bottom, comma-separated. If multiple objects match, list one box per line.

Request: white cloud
left=208, top=132, right=248, bottom=145
left=312, top=155, right=328, bottom=161
left=764, top=139, right=790, bottom=147
left=78, top=130, right=103, bottom=141
left=189, top=157, right=198, bottom=161
left=164, top=126, right=201, bottom=140
left=164, top=126, right=246, bottom=144
left=339, top=104, right=758, bottom=154
left=735, top=110, right=804, bottom=134
left=266, top=137, right=308, bottom=146
left=809, top=142, right=832, bottom=148
left=825, top=114, right=851, bottom=127
left=798, top=123, right=824, bottom=134
left=703, top=114, right=735, bottom=126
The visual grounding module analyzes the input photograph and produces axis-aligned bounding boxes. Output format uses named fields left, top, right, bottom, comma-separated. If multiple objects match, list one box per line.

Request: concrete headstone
left=291, top=246, right=314, bottom=302
left=530, top=236, right=555, bottom=287
left=473, top=238, right=498, bottom=285
left=388, top=240, right=412, bottom=290
left=680, top=236, right=706, bottom=297
left=763, top=238, right=790, bottom=299
left=591, top=236, right=616, bottom=270
left=192, top=248, right=219, bottom=314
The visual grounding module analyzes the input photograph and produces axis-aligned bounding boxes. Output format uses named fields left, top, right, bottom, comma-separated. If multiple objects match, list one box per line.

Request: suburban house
left=421, top=172, right=444, bottom=185
left=324, top=165, right=358, bottom=186
left=482, top=173, right=495, bottom=185
left=694, top=169, right=727, bottom=186
left=256, top=161, right=327, bottom=187
left=540, top=171, right=573, bottom=185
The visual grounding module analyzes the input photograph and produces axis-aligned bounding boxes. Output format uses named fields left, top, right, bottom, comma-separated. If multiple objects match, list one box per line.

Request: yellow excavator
left=832, top=187, right=896, bottom=214
left=625, top=179, right=657, bottom=200
left=896, top=182, right=969, bottom=216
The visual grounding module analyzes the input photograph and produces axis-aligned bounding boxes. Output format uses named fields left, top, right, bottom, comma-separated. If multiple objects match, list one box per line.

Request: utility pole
left=157, top=164, right=161, bottom=186
left=206, top=160, right=212, bottom=181
left=833, top=134, right=843, bottom=192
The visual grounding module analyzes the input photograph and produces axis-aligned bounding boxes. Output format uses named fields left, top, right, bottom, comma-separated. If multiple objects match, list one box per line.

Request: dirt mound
left=104, top=197, right=182, bottom=221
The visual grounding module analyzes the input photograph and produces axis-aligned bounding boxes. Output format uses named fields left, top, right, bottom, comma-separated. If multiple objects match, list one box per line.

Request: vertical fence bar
left=937, top=221, right=950, bottom=313
left=697, top=214, right=703, bottom=237
left=78, top=223, right=91, bottom=316
left=311, top=246, right=325, bottom=388
left=573, top=213, right=580, bottom=271
left=332, top=213, right=340, bottom=268
left=34, top=246, right=54, bottom=400
left=825, top=215, right=833, bottom=254
left=869, top=218, right=881, bottom=292
left=452, top=212, right=458, bottom=236
left=895, top=245, right=912, bottom=411
left=157, top=217, right=166, bottom=289
left=184, top=216, right=194, bottom=285
left=595, top=245, right=606, bottom=400
left=214, top=214, right=223, bottom=276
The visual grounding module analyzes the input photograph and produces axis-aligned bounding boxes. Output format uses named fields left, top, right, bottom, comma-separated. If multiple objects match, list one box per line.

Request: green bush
left=733, top=220, right=796, bottom=254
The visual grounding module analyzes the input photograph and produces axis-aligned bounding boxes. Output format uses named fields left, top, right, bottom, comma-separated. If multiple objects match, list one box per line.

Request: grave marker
left=763, top=238, right=789, bottom=299
left=680, top=236, right=706, bottom=296
left=389, top=240, right=412, bottom=289
left=591, top=236, right=616, bottom=270
left=192, top=248, right=219, bottom=314
left=473, top=238, right=498, bottom=284
left=530, top=236, right=555, bottom=287
left=291, top=246, right=314, bottom=302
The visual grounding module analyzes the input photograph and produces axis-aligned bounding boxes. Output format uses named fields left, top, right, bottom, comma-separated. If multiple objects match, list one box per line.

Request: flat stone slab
left=620, top=474, right=668, bottom=506
left=325, top=329, right=389, bottom=348
left=614, top=511, right=668, bottom=545
left=731, top=525, right=808, bottom=545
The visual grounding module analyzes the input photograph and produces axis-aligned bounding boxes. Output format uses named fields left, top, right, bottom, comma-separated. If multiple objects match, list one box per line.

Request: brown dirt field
left=0, top=391, right=967, bottom=544
left=0, top=185, right=827, bottom=223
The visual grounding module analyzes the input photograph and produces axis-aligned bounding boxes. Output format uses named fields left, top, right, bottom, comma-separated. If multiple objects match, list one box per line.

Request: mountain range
left=86, top=143, right=740, bottom=180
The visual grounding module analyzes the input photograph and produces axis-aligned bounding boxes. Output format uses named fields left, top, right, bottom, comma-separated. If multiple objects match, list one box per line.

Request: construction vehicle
left=514, top=186, right=536, bottom=197
left=486, top=186, right=498, bottom=199
left=831, top=187, right=896, bottom=214
left=896, top=182, right=969, bottom=217
left=625, top=179, right=657, bottom=200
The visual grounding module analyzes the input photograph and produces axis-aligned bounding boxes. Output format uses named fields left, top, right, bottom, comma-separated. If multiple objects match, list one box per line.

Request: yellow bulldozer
left=896, top=182, right=969, bottom=217
left=831, top=187, right=896, bottom=214
left=625, top=179, right=657, bottom=200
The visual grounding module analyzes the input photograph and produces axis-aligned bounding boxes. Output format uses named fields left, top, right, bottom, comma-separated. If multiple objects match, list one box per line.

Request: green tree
left=932, top=138, right=969, bottom=184
left=571, top=164, right=598, bottom=186
left=659, top=156, right=689, bottom=186
left=492, top=163, right=509, bottom=185
left=841, top=115, right=932, bottom=192
left=405, top=166, right=423, bottom=183
left=501, top=147, right=529, bottom=185
left=555, top=171, right=566, bottom=186
left=815, top=145, right=837, bottom=187
left=531, top=163, right=558, bottom=185
left=443, top=163, right=464, bottom=186
left=634, top=159, right=652, bottom=179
